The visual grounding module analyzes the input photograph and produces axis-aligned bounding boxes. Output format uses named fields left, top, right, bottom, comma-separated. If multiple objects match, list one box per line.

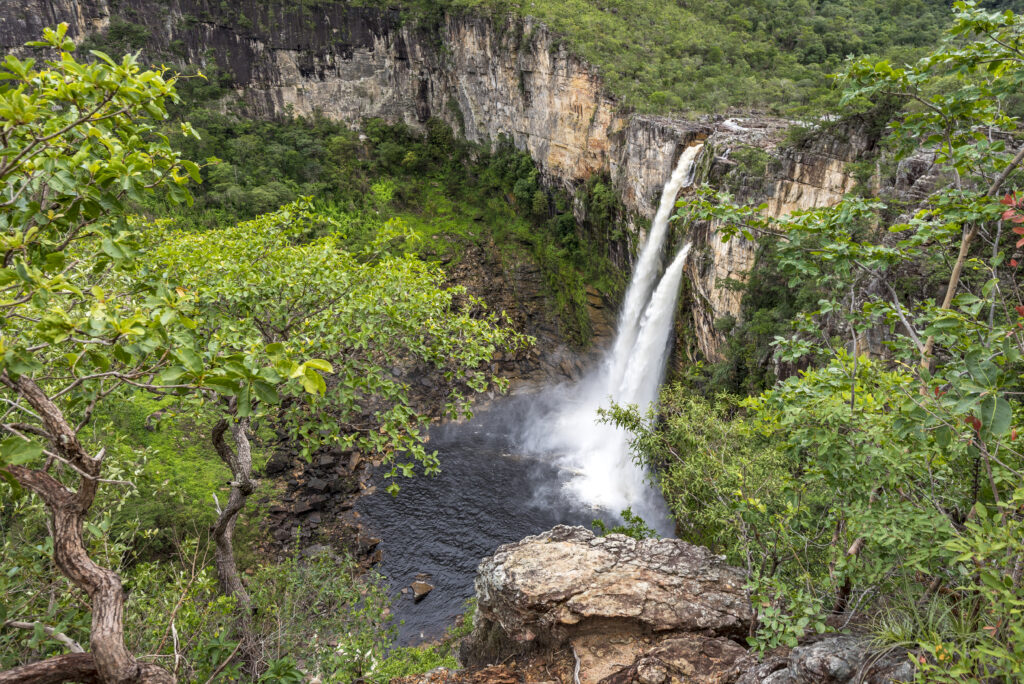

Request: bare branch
left=3, top=619, right=85, bottom=653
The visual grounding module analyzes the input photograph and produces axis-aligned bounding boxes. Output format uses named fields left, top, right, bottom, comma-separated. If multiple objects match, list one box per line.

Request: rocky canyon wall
left=0, top=0, right=867, bottom=359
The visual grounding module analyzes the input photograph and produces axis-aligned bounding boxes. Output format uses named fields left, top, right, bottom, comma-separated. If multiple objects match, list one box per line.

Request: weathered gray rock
left=729, top=655, right=789, bottom=684
left=462, top=525, right=752, bottom=684
left=789, top=637, right=865, bottom=683
left=736, top=638, right=916, bottom=684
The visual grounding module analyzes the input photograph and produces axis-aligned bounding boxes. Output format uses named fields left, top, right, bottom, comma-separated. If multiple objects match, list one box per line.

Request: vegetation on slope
left=0, top=27, right=520, bottom=682
left=609, top=3, right=1024, bottom=679
left=152, top=111, right=626, bottom=345
left=80, top=0, right=1023, bottom=116
left=395, top=0, right=1022, bottom=114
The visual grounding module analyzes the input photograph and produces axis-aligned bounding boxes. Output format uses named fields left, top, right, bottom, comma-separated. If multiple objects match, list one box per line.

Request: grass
left=369, top=600, right=476, bottom=682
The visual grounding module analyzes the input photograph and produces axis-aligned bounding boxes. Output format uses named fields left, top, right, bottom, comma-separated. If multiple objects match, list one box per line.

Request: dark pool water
left=354, top=400, right=600, bottom=645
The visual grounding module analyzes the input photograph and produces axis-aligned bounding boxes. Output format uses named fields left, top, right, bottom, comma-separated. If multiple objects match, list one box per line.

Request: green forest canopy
left=88, top=0, right=1024, bottom=115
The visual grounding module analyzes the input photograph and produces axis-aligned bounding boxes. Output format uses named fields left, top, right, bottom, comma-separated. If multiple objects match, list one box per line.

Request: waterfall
left=615, top=244, right=692, bottom=407
left=606, top=143, right=704, bottom=392
left=522, top=143, right=703, bottom=534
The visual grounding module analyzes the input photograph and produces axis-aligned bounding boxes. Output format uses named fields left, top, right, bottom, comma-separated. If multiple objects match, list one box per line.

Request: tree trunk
left=210, top=417, right=255, bottom=613
left=0, top=373, right=174, bottom=684
left=0, top=653, right=171, bottom=684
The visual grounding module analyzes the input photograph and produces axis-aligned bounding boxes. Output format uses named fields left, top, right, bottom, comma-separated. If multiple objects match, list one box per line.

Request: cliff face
left=686, top=124, right=867, bottom=360
left=0, top=0, right=864, bottom=358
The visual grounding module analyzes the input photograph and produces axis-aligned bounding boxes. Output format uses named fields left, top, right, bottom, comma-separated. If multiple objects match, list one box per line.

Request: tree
left=0, top=24, right=202, bottom=684
left=135, top=200, right=526, bottom=633
left=0, top=26, right=528, bottom=681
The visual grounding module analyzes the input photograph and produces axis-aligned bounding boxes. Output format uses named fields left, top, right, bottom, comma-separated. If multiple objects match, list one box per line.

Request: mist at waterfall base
left=355, top=143, right=703, bottom=645
left=355, top=405, right=598, bottom=645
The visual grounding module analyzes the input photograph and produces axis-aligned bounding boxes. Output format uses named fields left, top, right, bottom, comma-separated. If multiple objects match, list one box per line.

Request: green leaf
left=0, top=437, right=43, bottom=466
left=303, top=359, right=333, bottom=373
left=100, top=237, right=124, bottom=259
left=978, top=395, right=1012, bottom=437
left=966, top=349, right=1000, bottom=386
left=237, top=384, right=251, bottom=417
left=177, top=348, right=203, bottom=374
left=253, top=380, right=280, bottom=405
left=299, top=367, right=327, bottom=396
left=0, top=268, right=17, bottom=286
left=158, top=366, right=188, bottom=384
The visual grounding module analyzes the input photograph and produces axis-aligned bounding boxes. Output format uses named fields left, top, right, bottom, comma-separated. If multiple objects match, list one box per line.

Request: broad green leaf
left=0, top=437, right=43, bottom=466
left=978, top=395, right=1012, bottom=437
left=253, top=380, right=280, bottom=405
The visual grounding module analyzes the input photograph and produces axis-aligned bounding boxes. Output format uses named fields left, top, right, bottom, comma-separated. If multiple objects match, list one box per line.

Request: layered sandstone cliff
left=428, top=526, right=915, bottom=684
left=0, top=0, right=866, bottom=358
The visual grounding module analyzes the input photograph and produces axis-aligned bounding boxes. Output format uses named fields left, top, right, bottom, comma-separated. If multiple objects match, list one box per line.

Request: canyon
left=0, top=4, right=942, bottom=682
left=1, top=0, right=880, bottom=359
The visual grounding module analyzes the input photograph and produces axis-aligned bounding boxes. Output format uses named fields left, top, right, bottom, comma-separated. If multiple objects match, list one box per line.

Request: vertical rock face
left=1, top=0, right=867, bottom=356
left=0, top=0, right=108, bottom=48
left=686, top=125, right=867, bottom=360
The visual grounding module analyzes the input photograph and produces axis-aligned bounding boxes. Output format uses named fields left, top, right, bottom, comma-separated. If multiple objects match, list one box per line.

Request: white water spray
left=523, top=143, right=704, bottom=533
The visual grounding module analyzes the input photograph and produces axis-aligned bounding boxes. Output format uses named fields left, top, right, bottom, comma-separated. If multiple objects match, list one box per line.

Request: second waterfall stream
left=522, top=142, right=705, bottom=533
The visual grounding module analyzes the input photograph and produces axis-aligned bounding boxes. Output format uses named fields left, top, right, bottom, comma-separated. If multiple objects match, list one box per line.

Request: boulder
left=599, top=635, right=748, bottom=684
left=461, top=525, right=752, bottom=684
left=737, top=638, right=915, bottom=684
left=412, top=580, right=435, bottom=602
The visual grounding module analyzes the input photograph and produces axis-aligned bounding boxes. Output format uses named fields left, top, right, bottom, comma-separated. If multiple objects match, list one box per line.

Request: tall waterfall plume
left=522, top=142, right=704, bottom=533
left=606, top=143, right=703, bottom=392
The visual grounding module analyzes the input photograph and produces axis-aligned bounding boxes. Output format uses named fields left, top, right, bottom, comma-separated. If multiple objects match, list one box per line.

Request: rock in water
left=460, top=525, right=753, bottom=683
left=411, top=580, right=434, bottom=602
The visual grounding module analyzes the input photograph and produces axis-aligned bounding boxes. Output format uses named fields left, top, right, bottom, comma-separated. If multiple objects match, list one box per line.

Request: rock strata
left=460, top=526, right=752, bottom=684
left=1, top=1, right=880, bottom=358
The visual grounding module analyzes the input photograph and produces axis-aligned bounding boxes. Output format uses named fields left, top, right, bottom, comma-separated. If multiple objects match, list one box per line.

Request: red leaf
left=1015, top=305, right=1024, bottom=316
left=1004, top=209, right=1020, bottom=220
left=1016, top=237, right=1024, bottom=247
left=1012, top=226, right=1024, bottom=235
left=1012, top=428, right=1018, bottom=442
left=1012, top=259, right=1019, bottom=267
left=967, top=416, right=982, bottom=434
left=1002, top=194, right=1016, bottom=206
left=1014, top=215, right=1024, bottom=224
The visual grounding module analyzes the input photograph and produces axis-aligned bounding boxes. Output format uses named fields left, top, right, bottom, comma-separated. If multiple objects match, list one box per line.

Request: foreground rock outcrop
left=460, top=525, right=752, bottom=683
left=407, top=526, right=917, bottom=684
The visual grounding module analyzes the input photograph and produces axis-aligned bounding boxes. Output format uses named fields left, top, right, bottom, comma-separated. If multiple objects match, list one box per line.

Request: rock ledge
left=460, top=525, right=752, bottom=683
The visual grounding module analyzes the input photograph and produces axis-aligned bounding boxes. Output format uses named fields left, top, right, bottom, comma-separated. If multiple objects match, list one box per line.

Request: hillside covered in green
left=399, top=0, right=1017, bottom=113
